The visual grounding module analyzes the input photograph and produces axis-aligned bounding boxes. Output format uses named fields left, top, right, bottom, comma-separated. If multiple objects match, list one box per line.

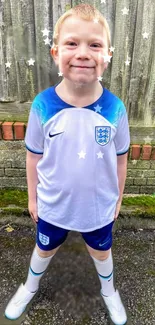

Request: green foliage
left=0, top=189, right=28, bottom=208
left=65, top=4, right=71, bottom=11
left=122, top=195, right=155, bottom=207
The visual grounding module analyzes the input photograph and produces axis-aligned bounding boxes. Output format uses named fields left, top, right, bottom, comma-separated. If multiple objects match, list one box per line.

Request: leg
left=85, top=243, right=111, bottom=260
left=25, top=218, right=69, bottom=293
left=82, top=223, right=127, bottom=324
left=5, top=219, right=69, bottom=320
left=85, top=245, right=116, bottom=297
left=24, top=243, right=61, bottom=293
left=81, top=221, right=115, bottom=297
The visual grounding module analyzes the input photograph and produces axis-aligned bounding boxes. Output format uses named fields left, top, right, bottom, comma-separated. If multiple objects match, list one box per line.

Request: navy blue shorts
left=36, top=217, right=115, bottom=251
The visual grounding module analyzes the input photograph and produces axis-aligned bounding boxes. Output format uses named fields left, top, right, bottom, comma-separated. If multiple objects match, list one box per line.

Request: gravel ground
left=0, top=217, right=154, bottom=325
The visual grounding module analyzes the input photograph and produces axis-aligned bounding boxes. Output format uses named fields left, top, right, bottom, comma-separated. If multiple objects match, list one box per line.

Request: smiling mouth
left=71, top=66, right=94, bottom=69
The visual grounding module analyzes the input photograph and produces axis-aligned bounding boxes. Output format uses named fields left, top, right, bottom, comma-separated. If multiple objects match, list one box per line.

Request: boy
left=5, top=4, right=130, bottom=325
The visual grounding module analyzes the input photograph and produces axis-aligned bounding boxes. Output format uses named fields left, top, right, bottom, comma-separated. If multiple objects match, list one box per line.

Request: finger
left=30, top=213, right=37, bottom=224
left=32, top=213, right=38, bottom=223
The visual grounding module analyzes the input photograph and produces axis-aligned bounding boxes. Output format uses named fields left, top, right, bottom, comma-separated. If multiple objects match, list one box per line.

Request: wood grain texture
left=0, top=0, right=154, bottom=126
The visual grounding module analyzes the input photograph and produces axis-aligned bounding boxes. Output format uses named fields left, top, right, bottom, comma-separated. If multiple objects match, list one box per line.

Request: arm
left=114, top=152, right=128, bottom=220
left=26, top=150, right=43, bottom=223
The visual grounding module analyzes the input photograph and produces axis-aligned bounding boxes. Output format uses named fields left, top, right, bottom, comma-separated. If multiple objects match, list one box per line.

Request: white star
left=125, top=54, right=131, bottom=66
left=93, top=18, right=99, bottom=24
left=132, top=160, right=137, bottom=165
left=27, top=58, right=35, bottom=66
left=5, top=62, right=11, bottom=68
left=125, top=59, right=130, bottom=66
left=78, top=150, right=86, bottom=159
left=44, top=37, right=51, bottom=45
left=102, top=54, right=112, bottom=63
left=58, top=71, right=63, bottom=77
left=109, top=46, right=115, bottom=52
left=144, top=136, right=152, bottom=144
left=42, top=28, right=50, bottom=37
left=101, top=0, right=106, bottom=4
left=97, top=76, right=103, bottom=82
left=121, top=7, right=129, bottom=15
left=142, top=32, right=149, bottom=39
left=97, top=151, right=104, bottom=159
left=94, top=104, right=102, bottom=113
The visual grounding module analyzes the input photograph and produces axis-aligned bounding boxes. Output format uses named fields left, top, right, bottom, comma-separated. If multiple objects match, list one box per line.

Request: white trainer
left=5, top=284, right=37, bottom=320
left=101, top=289, right=127, bottom=325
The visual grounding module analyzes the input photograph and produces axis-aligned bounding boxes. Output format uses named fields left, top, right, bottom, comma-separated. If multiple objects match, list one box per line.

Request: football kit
left=25, top=83, right=130, bottom=232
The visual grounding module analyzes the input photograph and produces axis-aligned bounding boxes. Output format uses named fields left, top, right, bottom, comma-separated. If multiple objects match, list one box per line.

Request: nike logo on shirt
left=49, top=131, right=64, bottom=138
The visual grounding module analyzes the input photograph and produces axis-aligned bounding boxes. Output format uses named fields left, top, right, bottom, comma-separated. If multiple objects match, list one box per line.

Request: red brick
left=2, top=122, right=14, bottom=140
left=131, top=145, right=141, bottom=160
left=142, top=145, right=152, bottom=160
left=14, top=122, right=25, bottom=140
left=151, top=146, right=155, bottom=160
left=0, top=121, right=2, bottom=139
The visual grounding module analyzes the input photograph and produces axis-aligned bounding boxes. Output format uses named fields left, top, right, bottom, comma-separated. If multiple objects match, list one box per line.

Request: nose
left=75, top=44, right=91, bottom=59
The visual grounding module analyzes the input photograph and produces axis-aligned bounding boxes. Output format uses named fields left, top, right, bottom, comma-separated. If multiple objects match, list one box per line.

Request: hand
left=28, top=200, right=38, bottom=223
left=114, top=199, right=122, bottom=220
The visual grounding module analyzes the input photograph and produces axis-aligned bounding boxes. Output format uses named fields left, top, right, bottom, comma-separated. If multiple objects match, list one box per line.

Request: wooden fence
left=0, top=0, right=155, bottom=128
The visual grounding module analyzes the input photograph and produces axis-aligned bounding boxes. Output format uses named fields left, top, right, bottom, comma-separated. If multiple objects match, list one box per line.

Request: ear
left=50, top=46, right=59, bottom=65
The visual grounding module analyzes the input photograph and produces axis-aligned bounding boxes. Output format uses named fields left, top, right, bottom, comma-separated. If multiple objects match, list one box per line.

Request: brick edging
left=0, top=122, right=155, bottom=160
left=0, top=121, right=27, bottom=140
left=131, top=144, right=155, bottom=160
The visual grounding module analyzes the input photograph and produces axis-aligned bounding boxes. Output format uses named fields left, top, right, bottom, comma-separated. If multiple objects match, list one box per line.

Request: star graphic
left=102, top=54, right=112, bottom=63
left=58, top=71, right=63, bottom=77
left=125, top=59, right=130, bottom=66
left=132, top=160, right=137, bottom=165
left=93, top=18, right=99, bottom=24
left=125, top=54, right=131, bottom=66
left=101, top=0, right=106, bottom=4
left=97, top=76, right=103, bottom=82
left=94, top=104, right=102, bottom=113
left=42, top=28, right=50, bottom=37
left=142, top=32, right=149, bottom=39
left=44, top=37, right=51, bottom=45
left=144, top=136, right=152, bottom=144
left=78, top=150, right=86, bottom=159
left=109, top=46, right=115, bottom=52
left=5, top=62, right=11, bottom=68
left=27, top=58, right=35, bottom=66
left=97, top=151, right=104, bottom=159
left=121, top=7, right=129, bottom=15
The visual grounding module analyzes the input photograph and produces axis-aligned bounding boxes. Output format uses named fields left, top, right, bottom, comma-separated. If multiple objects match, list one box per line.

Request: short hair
left=52, top=3, right=111, bottom=50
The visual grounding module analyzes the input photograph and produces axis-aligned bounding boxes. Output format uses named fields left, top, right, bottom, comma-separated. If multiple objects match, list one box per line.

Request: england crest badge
left=39, top=232, right=50, bottom=246
left=95, top=126, right=111, bottom=146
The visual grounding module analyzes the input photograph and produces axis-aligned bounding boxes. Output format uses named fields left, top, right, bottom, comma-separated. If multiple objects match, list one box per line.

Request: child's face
left=52, top=16, right=109, bottom=85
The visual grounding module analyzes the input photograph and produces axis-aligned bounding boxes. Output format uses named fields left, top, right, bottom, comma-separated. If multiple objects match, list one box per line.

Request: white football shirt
left=25, top=83, right=130, bottom=232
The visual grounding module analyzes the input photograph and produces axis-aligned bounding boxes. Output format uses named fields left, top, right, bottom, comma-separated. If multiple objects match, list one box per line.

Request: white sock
left=91, top=249, right=116, bottom=297
left=25, top=247, right=54, bottom=293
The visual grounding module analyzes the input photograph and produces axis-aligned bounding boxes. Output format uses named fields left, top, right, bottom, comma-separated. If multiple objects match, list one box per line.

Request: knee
left=86, top=244, right=111, bottom=261
left=36, top=244, right=60, bottom=258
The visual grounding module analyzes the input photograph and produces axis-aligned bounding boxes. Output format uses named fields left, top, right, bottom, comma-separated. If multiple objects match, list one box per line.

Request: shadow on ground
left=0, top=217, right=154, bottom=325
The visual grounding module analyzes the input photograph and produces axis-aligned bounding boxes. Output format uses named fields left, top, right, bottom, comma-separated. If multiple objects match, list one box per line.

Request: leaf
left=5, top=225, right=14, bottom=233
